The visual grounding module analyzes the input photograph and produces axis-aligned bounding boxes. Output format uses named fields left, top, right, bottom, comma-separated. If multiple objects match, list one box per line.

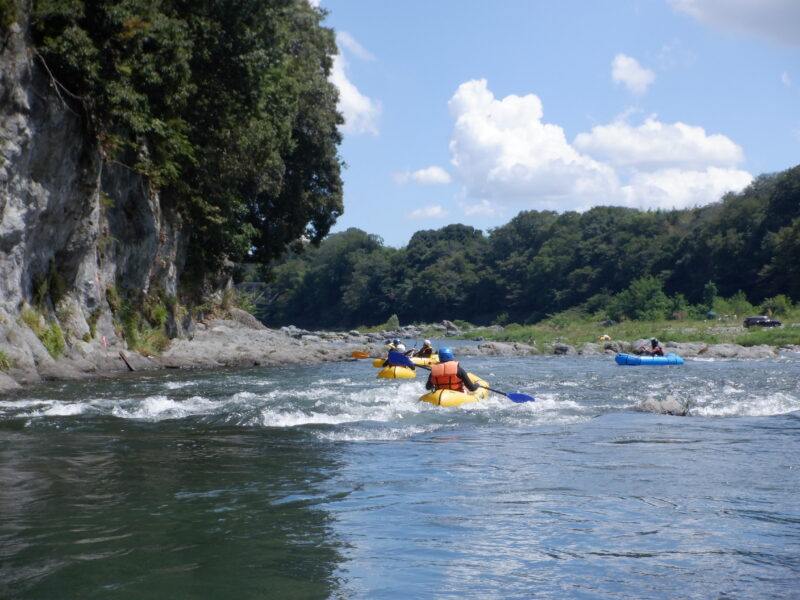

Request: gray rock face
left=1, top=11, right=188, bottom=388
left=470, top=341, right=538, bottom=356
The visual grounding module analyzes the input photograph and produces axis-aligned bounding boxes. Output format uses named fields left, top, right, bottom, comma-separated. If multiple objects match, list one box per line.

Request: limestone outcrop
left=1, top=16, right=187, bottom=389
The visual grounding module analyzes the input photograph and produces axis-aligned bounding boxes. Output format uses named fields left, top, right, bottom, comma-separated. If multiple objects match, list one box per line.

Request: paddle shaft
left=479, top=385, right=510, bottom=398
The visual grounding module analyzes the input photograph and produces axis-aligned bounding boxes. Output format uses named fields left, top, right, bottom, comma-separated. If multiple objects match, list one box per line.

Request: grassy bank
left=452, top=310, right=800, bottom=349
left=353, top=308, right=800, bottom=349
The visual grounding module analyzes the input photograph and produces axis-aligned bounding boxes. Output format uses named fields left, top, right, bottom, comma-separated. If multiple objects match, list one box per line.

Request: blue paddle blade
left=507, top=393, right=535, bottom=403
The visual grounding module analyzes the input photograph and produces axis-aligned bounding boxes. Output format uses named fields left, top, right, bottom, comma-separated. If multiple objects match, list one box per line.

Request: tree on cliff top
left=29, top=0, right=343, bottom=284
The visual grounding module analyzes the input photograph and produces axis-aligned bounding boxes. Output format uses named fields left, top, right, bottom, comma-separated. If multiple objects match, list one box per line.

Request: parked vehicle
left=743, top=316, right=782, bottom=328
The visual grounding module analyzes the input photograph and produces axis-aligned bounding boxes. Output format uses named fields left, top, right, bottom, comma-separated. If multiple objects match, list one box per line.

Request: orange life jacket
left=430, top=361, right=464, bottom=391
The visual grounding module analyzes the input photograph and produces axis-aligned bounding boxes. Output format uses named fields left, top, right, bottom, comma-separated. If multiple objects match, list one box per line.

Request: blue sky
left=315, top=0, right=800, bottom=247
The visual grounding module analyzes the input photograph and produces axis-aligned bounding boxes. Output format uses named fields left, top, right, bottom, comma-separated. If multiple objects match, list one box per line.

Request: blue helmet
left=438, top=347, right=454, bottom=362
left=392, top=338, right=400, bottom=344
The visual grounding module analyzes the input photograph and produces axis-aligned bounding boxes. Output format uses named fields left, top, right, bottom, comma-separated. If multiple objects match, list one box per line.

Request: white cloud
left=444, top=79, right=753, bottom=215
left=782, top=71, right=792, bottom=86
left=409, top=205, right=448, bottom=220
left=669, top=0, right=800, bottom=46
left=621, top=167, right=754, bottom=210
left=573, top=116, right=744, bottom=170
left=395, top=166, right=452, bottom=185
left=611, top=53, right=655, bottom=95
left=336, top=31, right=375, bottom=61
left=330, top=33, right=381, bottom=135
left=447, top=79, right=620, bottom=211
left=462, top=199, right=501, bottom=217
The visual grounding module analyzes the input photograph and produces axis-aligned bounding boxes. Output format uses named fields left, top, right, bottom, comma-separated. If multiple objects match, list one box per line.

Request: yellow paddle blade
left=351, top=351, right=372, bottom=359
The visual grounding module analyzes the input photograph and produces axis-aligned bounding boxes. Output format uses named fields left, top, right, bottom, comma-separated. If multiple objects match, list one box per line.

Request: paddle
left=478, top=386, right=535, bottom=404
left=391, top=353, right=535, bottom=403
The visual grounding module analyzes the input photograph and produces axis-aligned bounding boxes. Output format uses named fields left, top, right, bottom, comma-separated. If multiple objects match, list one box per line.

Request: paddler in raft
left=637, top=338, right=665, bottom=356
left=425, top=347, right=479, bottom=393
left=412, top=339, right=434, bottom=358
left=382, top=342, right=415, bottom=369
left=387, top=338, right=403, bottom=352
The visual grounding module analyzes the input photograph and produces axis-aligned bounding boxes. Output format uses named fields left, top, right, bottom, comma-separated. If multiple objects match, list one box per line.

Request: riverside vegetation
left=352, top=298, right=800, bottom=353
left=455, top=310, right=800, bottom=349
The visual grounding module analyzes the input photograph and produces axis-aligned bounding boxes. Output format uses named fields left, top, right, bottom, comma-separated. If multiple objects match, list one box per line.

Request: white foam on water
left=0, top=398, right=53, bottom=415
left=255, top=408, right=360, bottom=427
left=559, top=381, right=583, bottom=388
left=164, top=381, right=194, bottom=390
left=1, top=398, right=94, bottom=418
left=691, top=391, right=800, bottom=417
left=315, top=424, right=434, bottom=442
left=230, top=390, right=258, bottom=402
left=314, top=377, right=356, bottom=386
left=111, top=394, right=217, bottom=421
left=253, top=379, right=429, bottom=428
left=721, top=382, right=745, bottom=395
left=535, top=393, right=582, bottom=412
left=39, top=402, right=88, bottom=417
left=0, top=398, right=49, bottom=409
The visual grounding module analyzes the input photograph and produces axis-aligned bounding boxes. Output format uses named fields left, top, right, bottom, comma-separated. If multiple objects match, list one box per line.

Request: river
left=1, top=348, right=799, bottom=599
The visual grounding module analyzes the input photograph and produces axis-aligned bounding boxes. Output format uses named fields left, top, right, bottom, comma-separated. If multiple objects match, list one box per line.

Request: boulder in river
left=637, top=395, right=688, bottom=416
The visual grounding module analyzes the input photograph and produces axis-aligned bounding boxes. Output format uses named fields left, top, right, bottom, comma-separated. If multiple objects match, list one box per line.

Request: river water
left=1, top=348, right=799, bottom=599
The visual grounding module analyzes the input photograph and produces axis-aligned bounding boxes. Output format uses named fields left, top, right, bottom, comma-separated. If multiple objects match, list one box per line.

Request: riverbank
left=1, top=311, right=796, bottom=395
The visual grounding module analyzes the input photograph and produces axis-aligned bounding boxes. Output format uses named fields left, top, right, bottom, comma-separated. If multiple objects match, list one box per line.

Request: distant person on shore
left=425, top=347, right=479, bottom=392
left=638, top=338, right=664, bottom=356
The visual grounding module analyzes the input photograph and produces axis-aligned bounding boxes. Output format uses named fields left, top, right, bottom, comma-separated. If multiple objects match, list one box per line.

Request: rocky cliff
left=1, top=17, right=188, bottom=391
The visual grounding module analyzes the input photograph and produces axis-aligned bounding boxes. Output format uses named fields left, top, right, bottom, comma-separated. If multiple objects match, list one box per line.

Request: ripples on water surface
left=1, top=352, right=799, bottom=599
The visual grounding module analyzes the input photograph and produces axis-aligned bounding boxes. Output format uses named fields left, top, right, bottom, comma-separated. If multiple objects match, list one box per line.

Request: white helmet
left=424, top=339, right=431, bottom=346
left=396, top=343, right=407, bottom=352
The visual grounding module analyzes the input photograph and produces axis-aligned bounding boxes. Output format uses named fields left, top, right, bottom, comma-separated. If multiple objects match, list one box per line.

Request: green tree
left=702, top=281, right=718, bottom=311
left=713, top=290, right=754, bottom=317
left=608, top=276, right=671, bottom=321
left=759, top=294, right=793, bottom=317
left=29, top=0, right=343, bottom=290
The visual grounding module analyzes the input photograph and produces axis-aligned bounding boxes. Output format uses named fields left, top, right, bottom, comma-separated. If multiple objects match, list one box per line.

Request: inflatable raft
left=411, top=355, right=439, bottom=367
left=615, top=353, right=684, bottom=366
left=373, top=355, right=439, bottom=368
left=418, top=374, right=489, bottom=407
left=376, top=365, right=416, bottom=379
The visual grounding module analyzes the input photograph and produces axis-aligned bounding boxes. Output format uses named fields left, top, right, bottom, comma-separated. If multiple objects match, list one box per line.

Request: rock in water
left=638, top=395, right=687, bottom=416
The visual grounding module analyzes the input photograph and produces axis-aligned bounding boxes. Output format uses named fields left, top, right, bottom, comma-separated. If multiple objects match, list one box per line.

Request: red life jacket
left=430, top=361, right=464, bottom=391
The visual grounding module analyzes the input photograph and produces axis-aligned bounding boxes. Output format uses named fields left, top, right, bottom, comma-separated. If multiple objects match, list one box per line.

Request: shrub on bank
left=0, top=350, right=13, bottom=371
left=736, top=326, right=800, bottom=347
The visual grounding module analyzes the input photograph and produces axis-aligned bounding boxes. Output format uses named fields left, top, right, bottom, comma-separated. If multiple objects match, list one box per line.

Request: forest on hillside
left=246, top=165, right=800, bottom=329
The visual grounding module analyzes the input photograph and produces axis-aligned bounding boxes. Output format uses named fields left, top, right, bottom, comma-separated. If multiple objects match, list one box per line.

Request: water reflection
left=0, top=425, right=348, bottom=599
